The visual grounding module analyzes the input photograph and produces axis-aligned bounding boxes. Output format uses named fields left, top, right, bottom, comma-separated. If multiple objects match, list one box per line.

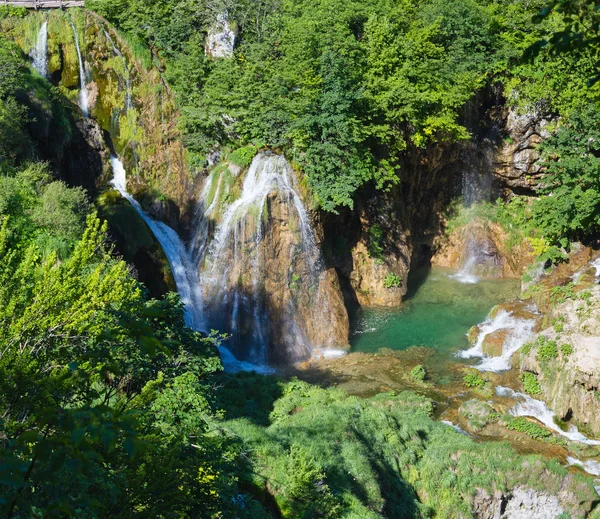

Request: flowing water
left=496, top=386, right=600, bottom=445
left=351, top=267, right=519, bottom=378
left=70, top=20, right=89, bottom=117
left=31, top=20, right=48, bottom=78
left=109, top=155, right=272, bottom=373
left=459, top=308, right=537, bottom=372
left=190, top=153, right=337, bottom=364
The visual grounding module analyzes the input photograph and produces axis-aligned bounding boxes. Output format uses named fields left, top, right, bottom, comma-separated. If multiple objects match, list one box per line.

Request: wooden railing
left=3, top=0, right=85, bottom=8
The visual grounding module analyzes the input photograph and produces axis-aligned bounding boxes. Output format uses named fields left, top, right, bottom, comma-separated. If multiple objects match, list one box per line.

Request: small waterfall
left=459, top=308, right=537, bottom=371
left=567, top=457, right=600, bottom=477
left=496, top=386, right=600, bottom=445
left=109, top=156, right=272, bottom=373
left=70, top=20, right=89, bottom=117
left=441, top=420, right=470, bottom=436
left=190, top=153, right=340, bottom=364
left=31, top=20, right=48, bottom=78
left=452, top=136, right=496, bottom=284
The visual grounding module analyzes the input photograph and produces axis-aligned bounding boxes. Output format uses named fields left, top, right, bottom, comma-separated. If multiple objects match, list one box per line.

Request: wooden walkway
left=3, top=0, right=85, bottom=8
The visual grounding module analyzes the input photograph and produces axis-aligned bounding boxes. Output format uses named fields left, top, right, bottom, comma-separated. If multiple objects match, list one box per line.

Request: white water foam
left=110, top=155, right=272, bottom=374
left=31, top=20, right=48, bottom=78
left=459, top=310, right=536, bottom=371
left=567, top=457, right=600, bottom=477
left=70, top=20, right=89, bottom=117
left=441, top=420, right=470, bottom=436
left=496, top=386, right=600, bottom=445
left=590, top=258, right=600, bottom=278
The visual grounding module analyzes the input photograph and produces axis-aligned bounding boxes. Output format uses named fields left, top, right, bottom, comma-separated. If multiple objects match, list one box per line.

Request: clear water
left=351, top=267, right=519, bottom=362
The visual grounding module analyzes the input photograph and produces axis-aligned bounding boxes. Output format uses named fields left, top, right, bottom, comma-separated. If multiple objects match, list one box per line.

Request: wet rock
left=459, top=399, right=497, bottom=432
left=481, top=329, right=509, bottom=357
left=432, top=220, right=534, bottom=278
left=468, top=325, right=482, bottom=345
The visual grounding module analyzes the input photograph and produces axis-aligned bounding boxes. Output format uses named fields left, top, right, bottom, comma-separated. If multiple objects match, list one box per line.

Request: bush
left=521, top=372, right=542, bottom=396
left=537, top=339, right=559, bottom=362
left=384, top=273, right=403, bottom=289
left=228, top=145, right=258, bottom=169
left=464, top=373, right=486, bottom=389
left=560, top=344, right=574, bottom=357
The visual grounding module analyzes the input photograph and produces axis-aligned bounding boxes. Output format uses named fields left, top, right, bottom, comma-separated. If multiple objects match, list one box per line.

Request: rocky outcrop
left=193, top=154, right=349, bottom=364
left=520, top=283, right=600, bottom=437
left=493, top=108, right=553, bottom=195
left=432, top=220, right=534, bottom=278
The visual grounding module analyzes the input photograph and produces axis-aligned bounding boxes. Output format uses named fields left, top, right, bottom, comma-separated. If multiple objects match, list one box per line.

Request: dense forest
left=2, top=0, right=600, bottom=517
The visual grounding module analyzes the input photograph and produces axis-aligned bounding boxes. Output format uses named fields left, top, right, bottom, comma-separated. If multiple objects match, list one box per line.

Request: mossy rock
left=481, top=329, right=509, bottom=357
left=467, top=325, right=481, bottom=345
left=459, top=399, right=498, bottom=433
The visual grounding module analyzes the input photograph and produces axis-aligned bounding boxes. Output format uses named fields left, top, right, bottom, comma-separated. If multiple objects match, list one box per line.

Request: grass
left=214, top=374, right=594, bottom=518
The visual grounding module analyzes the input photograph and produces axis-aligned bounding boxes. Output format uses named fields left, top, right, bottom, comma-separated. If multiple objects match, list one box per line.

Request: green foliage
left=229, top=145, right=258, bottom=168
left=410, top=364, right=427, bottom=382
left=464, top=372, right=486, bottom=389
left=521, top=371, right=543, bottom=395
left=505, top=416, right=565, bottom=445
left=561, top=343, right=574, bottom=356
left=537, top=339, right=559, bottom=361
left=384, top=273, right=403, bottom=289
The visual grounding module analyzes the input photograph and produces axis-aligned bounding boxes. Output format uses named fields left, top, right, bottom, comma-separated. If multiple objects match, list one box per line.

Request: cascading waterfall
left=70, top=20, right=89, bottom=117
left=459, top=308, right=537, bottom=371
left=109, top=155, right=272, bottom=373
left=190, top=153, right=341, bottom=364
left=31, top=20, right=48, bottom=78
left=496, top=386, right=600, bottom=445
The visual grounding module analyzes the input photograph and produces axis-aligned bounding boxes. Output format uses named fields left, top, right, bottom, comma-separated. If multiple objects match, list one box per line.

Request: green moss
left=383, top=273, right=403, bottom=289
left=229, top=145, right=258, bottom=168
left=410, top=364, right=426, bottom=383
left=464, top=372, right=486, bottom=389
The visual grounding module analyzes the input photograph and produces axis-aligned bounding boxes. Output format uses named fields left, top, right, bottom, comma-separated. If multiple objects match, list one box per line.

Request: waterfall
left=70, top=20, right=89, bottom=117
left=496, top=386, right=600, bottom=445
left=459, top=308, right=536, bottom=371
left=102, top=27, right=133, bottom=111
left=452, top=137, right=496, bottom=284
left=109, top=155, right=272, bottom=373
left=31, top=20, right=48, bottom=78
left=190, top=152, right=340, bottom=364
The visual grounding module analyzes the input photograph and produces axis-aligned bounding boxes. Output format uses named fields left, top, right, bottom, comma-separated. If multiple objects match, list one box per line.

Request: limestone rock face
left=472, top=487, right=564, bottom=519
left=521, top=283, right=600, bottom=436
left=493, top=108, right=553, bottom=194
left=193, top=154, right=349, bottom=364
left=432, top=220, right=534, bottom=278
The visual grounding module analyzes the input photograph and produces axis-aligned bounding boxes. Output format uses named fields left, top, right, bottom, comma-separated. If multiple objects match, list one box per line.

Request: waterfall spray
left=31, top=20, right=48, bottom=78
left=190, top=153, right=336, bottom=364
left=70, top=19, right=89, bottom=117
left=109, top=156, right=272, bottom=373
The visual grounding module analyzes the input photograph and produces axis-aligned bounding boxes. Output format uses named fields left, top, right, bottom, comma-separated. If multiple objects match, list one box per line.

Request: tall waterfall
left=109, top=156, right=273, bottom=373
left=31, top=20, right=48, bottom=78
left=70, top=20, right=89, bottom=117
left=191, top=153, right=347, bottom=364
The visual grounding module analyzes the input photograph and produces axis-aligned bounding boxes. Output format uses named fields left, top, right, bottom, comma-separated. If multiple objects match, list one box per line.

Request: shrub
left=521, top=372, right=542, bottom=396
left=383, top=273, right=403, bottom=289
left=537, top=339, right=558, bottom=362
left=560, top=344, right=574, bottom=357
left=228, top=145, right=258, bottom=169
left=464, top=373, right=486, bottom=389
left=410, top=365, right=426, bottom=382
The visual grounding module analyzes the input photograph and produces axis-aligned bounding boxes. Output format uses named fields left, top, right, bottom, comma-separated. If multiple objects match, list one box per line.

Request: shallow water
left=351, top=267, right=520, bottom=375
